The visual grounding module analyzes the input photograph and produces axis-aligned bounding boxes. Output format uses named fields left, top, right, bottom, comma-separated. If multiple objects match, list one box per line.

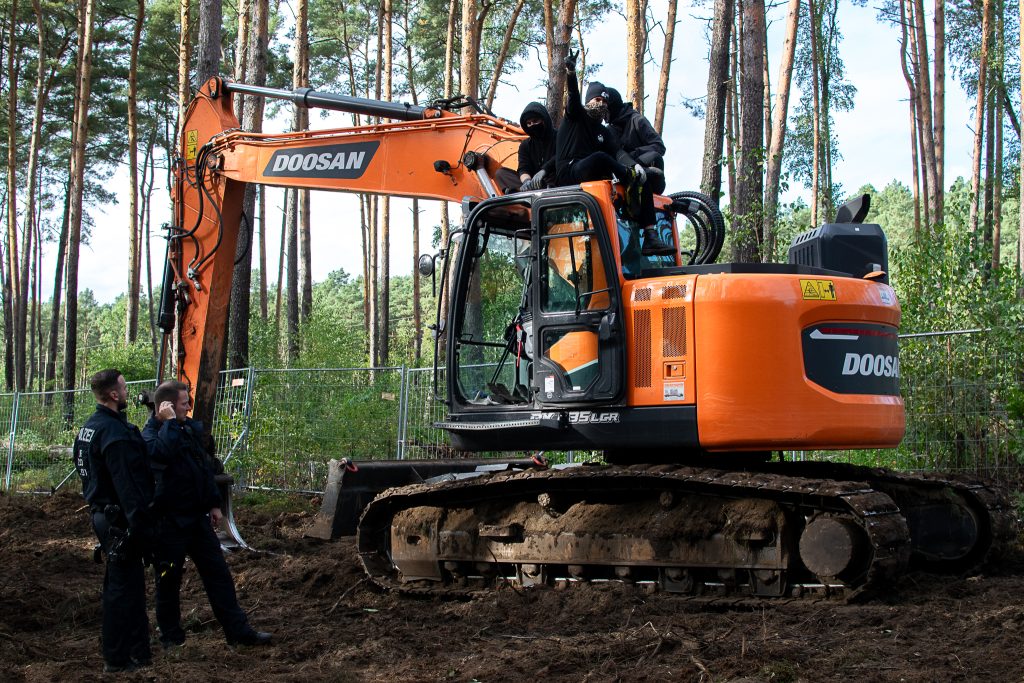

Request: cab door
left=530, top=196, right=623, bottom=404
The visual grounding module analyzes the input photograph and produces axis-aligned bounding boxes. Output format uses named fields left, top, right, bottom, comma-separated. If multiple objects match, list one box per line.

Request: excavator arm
left=169, top=77, right=526, bottom=425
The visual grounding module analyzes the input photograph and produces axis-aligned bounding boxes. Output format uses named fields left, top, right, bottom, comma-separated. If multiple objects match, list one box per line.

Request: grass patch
left=233, top=490, right=316, bottom=517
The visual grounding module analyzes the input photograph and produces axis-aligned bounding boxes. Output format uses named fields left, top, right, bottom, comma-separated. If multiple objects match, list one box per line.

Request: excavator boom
left=171, top=78, right=524, bottom=424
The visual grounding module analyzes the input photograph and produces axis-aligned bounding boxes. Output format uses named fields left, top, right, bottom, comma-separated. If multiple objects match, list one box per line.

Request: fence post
left=396, top=366, right=409, bottom=460
left=4, top=392, right=20, bottom=491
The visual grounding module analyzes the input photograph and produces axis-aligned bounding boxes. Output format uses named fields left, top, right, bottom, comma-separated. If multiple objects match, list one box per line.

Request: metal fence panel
left=223, top=367, right=405, bottom=492
left=811, top=329, right=1024, bottom=484
left=4, top=326, right=1020, bottom=495
left=401, top=367, right=451, bottom=459
left=8, top=380, right=156, bottom=493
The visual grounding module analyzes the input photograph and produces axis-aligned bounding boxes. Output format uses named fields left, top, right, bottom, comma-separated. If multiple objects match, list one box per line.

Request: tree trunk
left=699, top=0, right=733, bottom=203
left=544, top=0, right=579, bottom=125
left=178, top=0, right=192, bottom=127
left=295, top=0, right=312, bottom=323
left=652, top=0, right=677, bottom=134
left=195, top=0, right=223, bottom=88
left=45, top=189, right=70, bottom=393
left=933, top=0, right=944, bottom=227
left=274, top=198, right=285, bottom=328
left=1019, top=0, right=1024, bottom=281
left=911, top=0, right=938, bottom=230
left=227, top=0, right=268, bottom=368
left=993, top=84, right=1003, bottom=270
left=27, top=0, right=61, bottom=389
left=380, top=0, right=392, bottom=364
left=405, top=2, right=422, bottom=363
left=125, top=0, right=145, bottom=344
left=907, top=0, right=931, bottom=229
left=444, top=0, right=458, bottom=100
left=286, top=189, right=299, bottom=362
left=460, top=0, right=490, bottom=108
left=732, top=0, right=764, bottom=263
left=485, top=0, right=527, bottom=109
left=762, top=32, right=771, bottom=158
left=762, top=0, right=799, bottom=261
left=64, top=0, right=97, bottom=402
left=983, top=68, right=996, bottom=247
left=625, top=0, right=647, bottom=112
left=898, top=0, right=921, bottom=239
left=969, top=0, right=992, bottom=239
left=6, top=0, right=22, bottom=389
left=808, top=0, right=820, bottom=227
left=258, top=186, right=268, bottom=320
left=232, top=0, right=251, bottom=115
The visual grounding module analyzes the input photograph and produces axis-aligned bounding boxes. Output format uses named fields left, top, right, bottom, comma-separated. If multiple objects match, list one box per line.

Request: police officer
left=73, top=368, right=155, bottom=673
left=143, top=379, right=271, bottom=648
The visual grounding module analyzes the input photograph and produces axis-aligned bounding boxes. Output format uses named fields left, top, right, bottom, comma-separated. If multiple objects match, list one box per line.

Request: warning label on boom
left=800, top=279, right=837, bottom=301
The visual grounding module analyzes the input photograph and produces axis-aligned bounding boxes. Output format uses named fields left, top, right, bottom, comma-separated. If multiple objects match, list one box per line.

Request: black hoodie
left=555, top=72, right=632, bottom=183
left=607, top=87, right=666, bottom=167
left=517, top=102, right=557, bottom=181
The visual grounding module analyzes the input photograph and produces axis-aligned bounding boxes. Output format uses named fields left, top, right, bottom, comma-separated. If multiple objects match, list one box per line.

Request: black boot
left=641, top=226, right=675, bottom=256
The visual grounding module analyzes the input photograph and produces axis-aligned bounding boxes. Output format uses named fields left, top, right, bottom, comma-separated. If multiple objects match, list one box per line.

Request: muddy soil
left=1, top=490, right=1023, bottom=682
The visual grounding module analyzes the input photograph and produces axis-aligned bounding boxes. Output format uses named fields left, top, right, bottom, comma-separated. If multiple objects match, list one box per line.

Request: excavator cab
left=447, top=189, right=627, bottom=416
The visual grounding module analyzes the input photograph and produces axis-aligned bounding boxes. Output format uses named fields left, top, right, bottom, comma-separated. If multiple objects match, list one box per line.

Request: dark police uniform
left=142, top=414, right=257, bottom=646
left=73, top=404, right=155, bottom=669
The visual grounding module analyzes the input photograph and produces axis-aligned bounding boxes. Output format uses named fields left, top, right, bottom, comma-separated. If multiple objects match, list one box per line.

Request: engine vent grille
left=663, top=307, right=686, bottom=357
left=633, top=287, right=652, bottom=302
left=634, top=309, right=652, bottom=387
left=662, top=284, right=687, bottom=299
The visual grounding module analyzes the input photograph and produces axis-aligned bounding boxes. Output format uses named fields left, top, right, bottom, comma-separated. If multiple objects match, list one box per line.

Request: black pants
left=92, top=513, right=151, bottom=666
left=561, top=152, right=656, bottom=227
left=153, top=516, right=250, bottom=643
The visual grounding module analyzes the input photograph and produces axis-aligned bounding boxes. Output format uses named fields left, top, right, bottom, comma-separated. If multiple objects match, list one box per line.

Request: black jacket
left=517, top=102, right=557, bottom=182
left=73, top=404, right=155, bottom=533
left=607, top=88, right=666, bottom=168
left=555, top=72, right=632, bottom=183
left=143, top=415, right=222, bottom=525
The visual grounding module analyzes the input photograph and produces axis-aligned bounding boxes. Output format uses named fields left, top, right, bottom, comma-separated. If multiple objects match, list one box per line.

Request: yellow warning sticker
left=185, top=130, right=198, bottom=161
left=800, top=279, right=837, bottom=301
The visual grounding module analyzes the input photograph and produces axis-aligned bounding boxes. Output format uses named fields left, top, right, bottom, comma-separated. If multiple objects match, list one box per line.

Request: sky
left=69, top=0, right=973, bottom=305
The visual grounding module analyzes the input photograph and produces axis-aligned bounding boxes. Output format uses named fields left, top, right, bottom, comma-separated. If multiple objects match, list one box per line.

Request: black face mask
left=585, top=101, right=609, bottom=121
left=525, top=121, right=544, bottom=134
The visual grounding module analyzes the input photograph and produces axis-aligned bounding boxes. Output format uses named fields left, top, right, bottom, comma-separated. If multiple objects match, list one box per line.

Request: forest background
left=0, top=0, right=1023, bottom=394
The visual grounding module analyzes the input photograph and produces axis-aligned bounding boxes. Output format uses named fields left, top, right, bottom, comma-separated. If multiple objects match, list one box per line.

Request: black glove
left=565, top=49, right=578, bottom=74
left=521, top=169, right=546, bottom=192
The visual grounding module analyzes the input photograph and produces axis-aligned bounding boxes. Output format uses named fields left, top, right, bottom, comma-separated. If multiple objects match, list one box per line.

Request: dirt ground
left=2, top=490, right=1024, bottom=683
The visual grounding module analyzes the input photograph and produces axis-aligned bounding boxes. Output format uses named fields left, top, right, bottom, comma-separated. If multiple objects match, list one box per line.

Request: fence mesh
left=6, top=380, right=155, bottom=493
left=2, top=328, right=1021, bottom=495
left=224, top=367, right=405, bottom=492
left=809, top=328, right=1024, bottom=485
left=401, top=367, right=452, bottom=458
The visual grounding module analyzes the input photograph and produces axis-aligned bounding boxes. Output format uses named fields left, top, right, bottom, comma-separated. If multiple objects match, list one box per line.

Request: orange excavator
left=166, top=77, right=1012, bottom=599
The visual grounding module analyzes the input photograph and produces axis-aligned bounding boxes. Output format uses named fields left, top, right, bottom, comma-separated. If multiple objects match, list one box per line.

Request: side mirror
left=417, top=253, right=436, bottom=277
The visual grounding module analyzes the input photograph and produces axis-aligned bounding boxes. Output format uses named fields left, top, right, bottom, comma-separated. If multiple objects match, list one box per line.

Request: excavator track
left=357, top=464, right=915, bottom=601
left=748, top=460, right=1016, bottom=573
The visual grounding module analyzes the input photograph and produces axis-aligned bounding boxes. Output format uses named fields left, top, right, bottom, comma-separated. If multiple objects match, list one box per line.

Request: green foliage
left=86, top=342, right=155, bottom=382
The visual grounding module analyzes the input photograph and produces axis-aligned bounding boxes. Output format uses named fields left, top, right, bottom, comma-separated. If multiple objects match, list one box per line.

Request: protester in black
left=73, top=369, right=155, bottom=673
left=496, top=102, right=558, bottom=194
left=143, top=380, right=271, bottom=648
left=554, top=52, right=673, bottom=256
left=606, top=87, right=667, bottom=194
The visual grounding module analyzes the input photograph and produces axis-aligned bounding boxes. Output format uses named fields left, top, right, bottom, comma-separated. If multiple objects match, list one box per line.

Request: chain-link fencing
left=2, top=328, right=1021, bottom=495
